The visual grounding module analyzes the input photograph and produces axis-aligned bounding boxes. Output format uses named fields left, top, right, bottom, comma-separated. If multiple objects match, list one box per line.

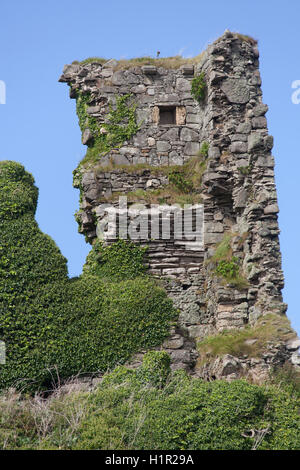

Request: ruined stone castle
left=59, top=31, right=300, bottom=383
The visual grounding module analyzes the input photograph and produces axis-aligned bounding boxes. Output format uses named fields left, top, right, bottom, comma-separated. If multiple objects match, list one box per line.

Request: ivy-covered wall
left=0, top=161, right=176, bottom=391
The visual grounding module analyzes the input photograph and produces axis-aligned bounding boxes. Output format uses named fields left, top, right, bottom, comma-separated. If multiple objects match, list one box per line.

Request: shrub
left=73, top=373, right=300, bottom=451
left=136, top=351, right=171, bottom=388
left=0, top=161, right=176, bottom=391
left=1, top=365, right=299, bottom=450
left=72, top=370, right=300, bottom=450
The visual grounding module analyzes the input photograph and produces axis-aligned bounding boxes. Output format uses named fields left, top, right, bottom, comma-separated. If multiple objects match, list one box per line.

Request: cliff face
left=60, top=31, right=300, bottom=382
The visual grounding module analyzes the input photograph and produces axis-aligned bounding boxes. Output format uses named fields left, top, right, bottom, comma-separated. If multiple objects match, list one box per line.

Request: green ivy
left=136, top=351, right=171, bottom=388
left=191, top=72, right=207, bottom=103
left=0, top=161, right=38, bottom=219
left=84, top=239, right=147, bottom=281
left=76, top=92, right=140, bottom=165
left=0, top=161, right=176, bottom=391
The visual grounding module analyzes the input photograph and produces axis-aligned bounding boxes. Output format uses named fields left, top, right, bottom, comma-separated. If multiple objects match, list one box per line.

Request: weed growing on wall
left=209, top=233, right=249, bottom=289
left=215, top=257, right=240, bottom=279
left=191, top=72, right=207, bottom=103
left=167, top=141, right=209, bottom=196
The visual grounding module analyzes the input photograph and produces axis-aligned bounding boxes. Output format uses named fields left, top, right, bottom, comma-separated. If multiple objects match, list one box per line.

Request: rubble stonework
left=60, top=31, right=299, bottom=380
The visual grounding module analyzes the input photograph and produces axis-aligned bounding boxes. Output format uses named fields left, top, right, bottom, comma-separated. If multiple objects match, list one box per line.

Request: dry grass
left=196, top=314, right=296, bottom=367
left=180, top=155, right=207, bottom=190
left=105, top=186, right=203, bottom=207
left=232, top=33, right=257, bottom=45
left=95, top=161, right=178, bottom=176
left=271, top=362, right=300, bottom=396
left=95, top=153, right=206, bottom=182
left=114, top=53, right=204, bottom=70
left=74, top=31, right=257, bottom=71
left=99, top=153, right=207, bottom=206
left=224, top=275, right=250, bottom=290
left=78, top=57, right=108, bottom=65
left=0, top=379, right=91, bottom=450
left=75, top=53, right=205, bottom=70
left=209, top=232, right=234, bottom=263
left=73, top=53, right=205, bottom=70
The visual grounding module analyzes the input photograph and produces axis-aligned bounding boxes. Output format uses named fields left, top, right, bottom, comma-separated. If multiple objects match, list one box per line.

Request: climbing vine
left=76, top=92, right=140, bottom=165
left=0, top=161, right=176, bottom=391
left=84, top=238, right=147, bottom=281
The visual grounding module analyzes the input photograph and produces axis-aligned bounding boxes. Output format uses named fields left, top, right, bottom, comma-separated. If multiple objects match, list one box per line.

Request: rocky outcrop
left=195, top=337, right=300, bottom=385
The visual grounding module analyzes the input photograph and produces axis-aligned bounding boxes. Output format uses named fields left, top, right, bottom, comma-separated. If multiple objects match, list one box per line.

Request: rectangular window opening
left=159, top=106, right=176, bottom=125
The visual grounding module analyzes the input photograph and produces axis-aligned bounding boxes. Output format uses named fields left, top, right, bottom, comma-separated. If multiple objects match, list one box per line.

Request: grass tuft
left=197, top=314, right=296, bottom=366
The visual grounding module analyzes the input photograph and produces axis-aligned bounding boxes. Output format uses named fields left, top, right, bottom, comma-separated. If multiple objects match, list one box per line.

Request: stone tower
left=59, top=31, right=300, bottom=382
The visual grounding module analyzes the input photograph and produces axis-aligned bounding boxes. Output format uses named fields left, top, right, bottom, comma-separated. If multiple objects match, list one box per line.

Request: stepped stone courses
left=60, top=31, right=299, bottom=381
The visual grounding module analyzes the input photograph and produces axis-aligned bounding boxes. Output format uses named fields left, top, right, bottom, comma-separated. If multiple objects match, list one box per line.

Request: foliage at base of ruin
left=1, top=359, right=299, bottom=450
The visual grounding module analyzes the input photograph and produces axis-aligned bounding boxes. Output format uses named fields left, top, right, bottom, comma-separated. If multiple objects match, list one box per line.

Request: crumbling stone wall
left=60, top=31, right=299, bottom=377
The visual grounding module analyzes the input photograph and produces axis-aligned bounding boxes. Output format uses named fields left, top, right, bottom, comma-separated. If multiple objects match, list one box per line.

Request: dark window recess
left=159, top=106, right=176, bottom=125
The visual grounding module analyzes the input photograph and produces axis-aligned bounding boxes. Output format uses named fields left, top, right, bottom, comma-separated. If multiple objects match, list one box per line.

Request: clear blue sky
left=0, top=0, right=299, bottom=334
